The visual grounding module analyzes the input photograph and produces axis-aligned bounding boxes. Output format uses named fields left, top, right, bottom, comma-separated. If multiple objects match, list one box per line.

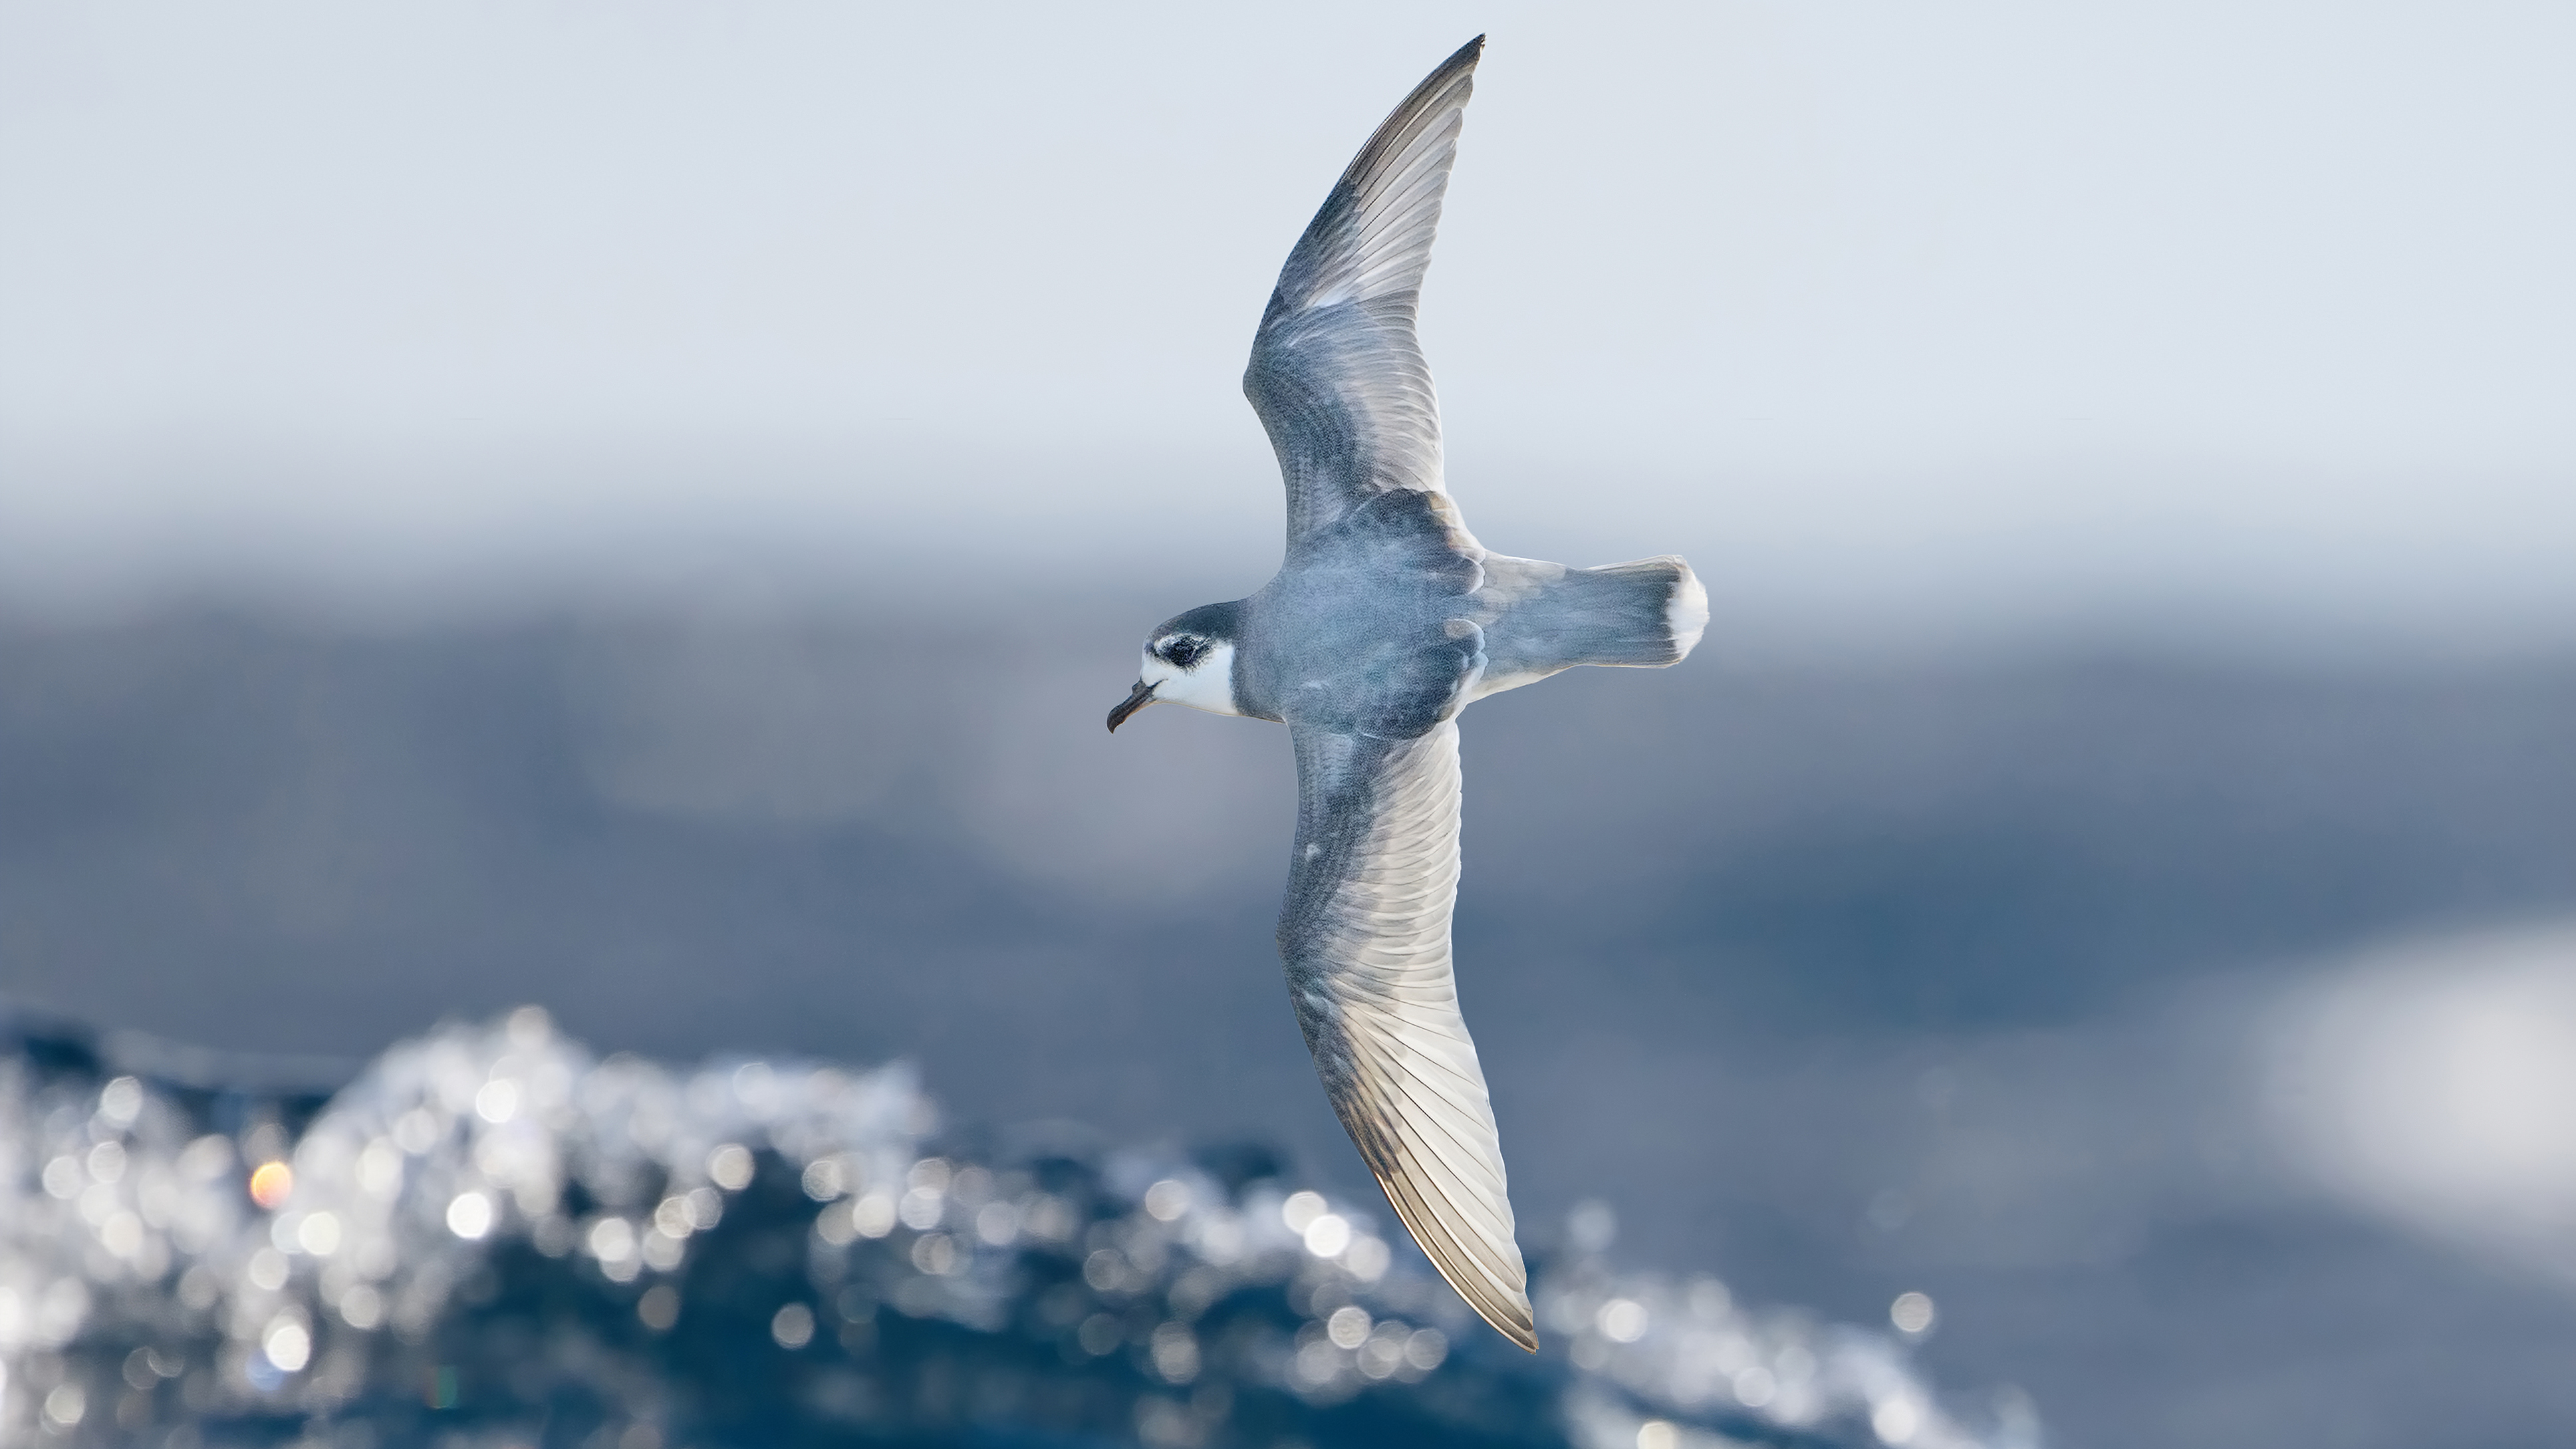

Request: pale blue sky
left=3, top=1, right=2569, bottom=647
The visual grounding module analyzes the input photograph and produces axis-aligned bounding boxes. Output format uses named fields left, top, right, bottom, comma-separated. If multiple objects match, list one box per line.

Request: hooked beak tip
left=1106, top=679, right=1157, bottom=733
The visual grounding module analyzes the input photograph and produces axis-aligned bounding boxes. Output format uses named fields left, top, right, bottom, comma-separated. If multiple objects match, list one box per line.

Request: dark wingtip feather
left=1423, top=35, right=1487, bottom=104
left=1337, top=36, right=1485, bottom=200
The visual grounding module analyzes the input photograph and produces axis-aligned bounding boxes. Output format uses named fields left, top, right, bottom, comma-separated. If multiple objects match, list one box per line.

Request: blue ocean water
left=9, top=612, right=2576, bottom=1446
left=0, top=1009, right=2033, bottom=1449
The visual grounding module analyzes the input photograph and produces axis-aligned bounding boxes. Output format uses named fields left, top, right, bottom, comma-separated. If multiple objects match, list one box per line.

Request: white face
left=1138, top=634, right=1239, bottom=717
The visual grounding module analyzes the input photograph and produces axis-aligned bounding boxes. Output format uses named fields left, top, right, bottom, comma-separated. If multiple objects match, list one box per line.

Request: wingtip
left=1468, top=1290, right=1538, bottom=1351
left=1487, top=1278, right=1538, bottom=1352
left=1434, top=1254, right=1537, bottom=1351
left=1362, top=1156, right=1540, bottom=1351
left=1458, top=1277, right=1541, bottom=1353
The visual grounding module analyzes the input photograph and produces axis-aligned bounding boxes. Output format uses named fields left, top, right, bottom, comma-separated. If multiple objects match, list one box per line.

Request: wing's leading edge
left=1246, top=38, right=1483, bottom=547
left=1279, top=721, right=1535, bottom=1349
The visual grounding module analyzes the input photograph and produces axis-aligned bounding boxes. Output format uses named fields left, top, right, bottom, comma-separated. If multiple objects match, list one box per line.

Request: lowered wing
left=1245, top=37, right=1482, bottom=547
left=1279, top=720, right=1535, bottom=1349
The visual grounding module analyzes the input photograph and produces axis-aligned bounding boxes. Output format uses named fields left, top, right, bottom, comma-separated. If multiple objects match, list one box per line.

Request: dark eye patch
left=1160, top=637, right=1208, bottom=669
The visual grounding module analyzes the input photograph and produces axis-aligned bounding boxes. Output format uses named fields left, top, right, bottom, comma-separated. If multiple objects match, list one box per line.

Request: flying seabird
left=1107, top=36, right=1706, bottom=1351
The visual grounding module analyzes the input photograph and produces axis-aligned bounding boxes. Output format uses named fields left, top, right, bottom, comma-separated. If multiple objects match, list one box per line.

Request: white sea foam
left=0, top=1009, right=2033, bottom=1447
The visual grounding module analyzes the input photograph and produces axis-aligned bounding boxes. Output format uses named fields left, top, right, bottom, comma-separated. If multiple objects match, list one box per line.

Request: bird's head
left=1108, top=600, right=1244, bottom=731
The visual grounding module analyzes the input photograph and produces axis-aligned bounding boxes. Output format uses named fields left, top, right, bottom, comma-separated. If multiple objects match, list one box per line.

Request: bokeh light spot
left=638, top=1284, right=681, bottom=1332
left=297, top=1212, right=342, bottom=1257
left=588, top=1216, right=636, bottom=1264
left=340, top=1284, right=384, bottom=1331
left=707, top=1143, right=755, bottom=1190
left=850, top=1192, right=896, bottom=1239
left=99, top=1075, right=144, bottom=1125
left=801, top=1157, right=846, bottom=1201
left=1280, top=1190, right=1327, bottom=1233
left=975, top=1201, right=1019, bottom=1246
left=1143, top=1179, right=1191, bottom=1222
left=473, top=1079, right=519, bottom=1124
left=1302, top=1214, right=1351, bottom=1258
left=1599, top=1298, right=1649, bottom=1343
left=1890, top=1291, right=1937, bottom=1335
left=446, top=1191, right=494, bottom=1240
left=1342, top=1236, right=1390, bottom=1281
left=249, top=1161, right=295, bottom=1210
left=1149, top=1321, right=1198, bottom=1383
left=262, top=1317, right=311, bottom=1374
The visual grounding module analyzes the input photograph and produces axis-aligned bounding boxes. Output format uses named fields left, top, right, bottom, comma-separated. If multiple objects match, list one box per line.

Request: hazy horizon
left=5, top=1, right=2573, bottom=652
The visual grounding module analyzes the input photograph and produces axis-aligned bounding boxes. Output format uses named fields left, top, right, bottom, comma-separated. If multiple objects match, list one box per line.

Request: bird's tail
left=1475, top=554, right=1707, bottom=688
left=1561, top=555, right=1707, bottom=666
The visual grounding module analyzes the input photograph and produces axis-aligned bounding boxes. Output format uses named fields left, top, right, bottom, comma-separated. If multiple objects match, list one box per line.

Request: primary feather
left=1245, top=36, right=1482, bottom=545
left=1281, top=722, right=1535, bottom=1348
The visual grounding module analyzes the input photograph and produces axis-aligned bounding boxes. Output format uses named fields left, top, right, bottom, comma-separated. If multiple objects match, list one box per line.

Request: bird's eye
left=1162, top=637, right=1207, bottom=669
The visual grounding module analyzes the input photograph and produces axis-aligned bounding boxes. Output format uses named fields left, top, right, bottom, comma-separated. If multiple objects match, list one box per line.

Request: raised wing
left=1279, top=721, right=1535, bottom=1348
left=1246, top=37, right=1482, bottom=547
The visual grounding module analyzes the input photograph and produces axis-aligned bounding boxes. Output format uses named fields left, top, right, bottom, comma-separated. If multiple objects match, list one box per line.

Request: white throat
left=1141, top=639, right=1241, bottom=717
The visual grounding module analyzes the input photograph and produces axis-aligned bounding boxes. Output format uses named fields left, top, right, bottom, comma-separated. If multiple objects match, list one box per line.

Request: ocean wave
left=0, top=1009, right=2037, bottom=1448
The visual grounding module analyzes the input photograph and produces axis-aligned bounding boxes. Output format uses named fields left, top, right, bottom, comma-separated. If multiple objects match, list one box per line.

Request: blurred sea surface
left=3, top=602, right=2575, bottom=1448
left=0, top=1006, right=2011, bottom=1448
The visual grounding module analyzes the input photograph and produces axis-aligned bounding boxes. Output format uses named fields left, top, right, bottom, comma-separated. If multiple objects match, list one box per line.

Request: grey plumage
left=1111, top=37, right=1706, bottom=1351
